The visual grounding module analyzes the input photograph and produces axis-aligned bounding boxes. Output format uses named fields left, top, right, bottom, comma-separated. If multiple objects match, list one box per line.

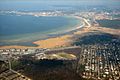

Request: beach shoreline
left=0, top=16, right=84, bottom=49
left=0, top=16, right=120, bottom=49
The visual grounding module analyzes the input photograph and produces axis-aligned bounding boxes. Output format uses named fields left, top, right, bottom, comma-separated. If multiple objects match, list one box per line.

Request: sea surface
left=0, top=14, right=81, bottom=46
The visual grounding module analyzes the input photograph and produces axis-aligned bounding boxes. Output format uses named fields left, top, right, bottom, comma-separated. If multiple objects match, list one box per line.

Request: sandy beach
left=0, top=35, right=72, bottom=49
left=33, top=35, right=72, bottom=48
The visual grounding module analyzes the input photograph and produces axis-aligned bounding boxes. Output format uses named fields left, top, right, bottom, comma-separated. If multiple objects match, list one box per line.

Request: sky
left=0, top=0, right=119, bottom=11
left=0, top=0, right=119, bottom=1
left=0, top=0, right=119, bottom=3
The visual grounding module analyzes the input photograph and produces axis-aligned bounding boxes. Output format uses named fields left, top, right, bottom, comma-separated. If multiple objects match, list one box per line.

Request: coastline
left=0, top=16, right=83, bottom=49
left=0, top=16, right=120, bottom=49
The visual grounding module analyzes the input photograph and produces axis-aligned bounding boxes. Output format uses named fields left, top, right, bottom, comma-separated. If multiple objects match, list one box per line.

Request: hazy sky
left=0, top=0, right=119, bottom=3
left=0, top=0, right=119, bottom=11
left=0, top=0, right=119, bottom=1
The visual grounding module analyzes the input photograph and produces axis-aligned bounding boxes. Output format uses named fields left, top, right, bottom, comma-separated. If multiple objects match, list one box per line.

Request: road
left=83, top=18, right=91, bottom=27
